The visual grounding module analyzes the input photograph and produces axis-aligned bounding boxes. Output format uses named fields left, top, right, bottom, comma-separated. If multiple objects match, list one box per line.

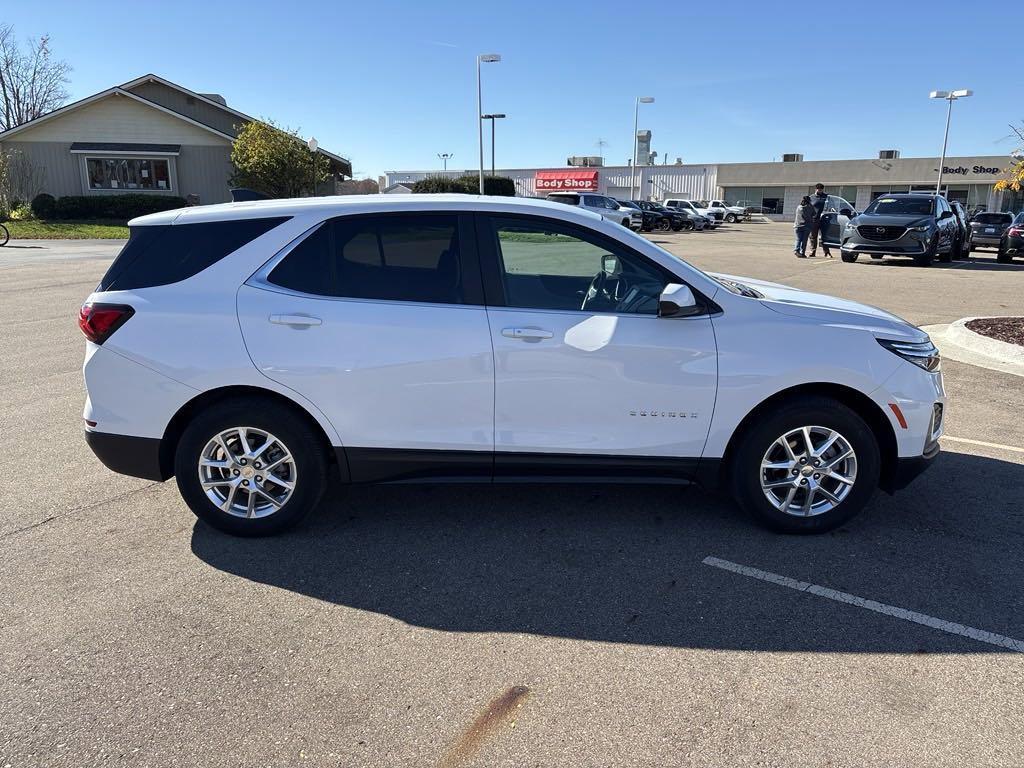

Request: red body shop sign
left=535, top=170, right=599, bottom=192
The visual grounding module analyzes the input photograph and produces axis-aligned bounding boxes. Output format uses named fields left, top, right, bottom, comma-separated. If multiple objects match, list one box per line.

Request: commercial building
left=383, top=153, right=1020, bottom=217
left=0, top=74, right=351, bottom=205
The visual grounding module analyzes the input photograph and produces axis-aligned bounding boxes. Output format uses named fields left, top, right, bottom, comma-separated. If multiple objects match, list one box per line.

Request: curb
left=922, top=317, right=1024, bottom=378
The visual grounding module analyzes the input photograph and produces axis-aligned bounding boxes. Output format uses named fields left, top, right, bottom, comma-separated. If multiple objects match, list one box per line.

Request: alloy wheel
left=198, top=427, right=297, bottom=518
left=759, top=426, right=857, bottom=517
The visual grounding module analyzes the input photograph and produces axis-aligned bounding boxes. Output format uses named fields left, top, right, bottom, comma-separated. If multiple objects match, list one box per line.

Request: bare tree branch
left=0, top=25, right=71, bottom=131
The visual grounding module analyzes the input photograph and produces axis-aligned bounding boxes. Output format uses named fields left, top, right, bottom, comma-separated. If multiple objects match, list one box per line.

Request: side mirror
left=939, top=209, right=953, bottom=220
left=839, top=208, right=854, bottom=217
left=658, top=283, right=700, bottom=318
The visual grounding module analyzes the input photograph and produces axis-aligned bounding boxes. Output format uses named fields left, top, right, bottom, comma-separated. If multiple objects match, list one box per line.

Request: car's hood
left=850, top=214, right=931, bottom=228
left=709, top=272, right=926, bottom=341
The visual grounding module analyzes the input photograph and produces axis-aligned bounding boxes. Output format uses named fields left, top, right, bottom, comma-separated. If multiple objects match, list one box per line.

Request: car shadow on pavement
left=858, top=258, right=1024, bottom=271
left=191, top=450, right=1024, bottom=654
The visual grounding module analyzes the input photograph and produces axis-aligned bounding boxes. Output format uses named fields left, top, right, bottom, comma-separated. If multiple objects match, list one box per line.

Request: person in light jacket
left=794, top=195, right=814, bottom=257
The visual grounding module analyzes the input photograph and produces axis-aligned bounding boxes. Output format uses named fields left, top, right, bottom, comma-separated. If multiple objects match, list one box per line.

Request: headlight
left=877, top=337, right=940, bottom=372
left=909, top=224, right=930, bottom=232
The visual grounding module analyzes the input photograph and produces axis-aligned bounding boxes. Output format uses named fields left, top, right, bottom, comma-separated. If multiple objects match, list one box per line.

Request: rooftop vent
left=879, top=149, right=901, bottom=160
left=199, top=93, right=227, bottom=106
left=782, top=153, right=804, bottom=162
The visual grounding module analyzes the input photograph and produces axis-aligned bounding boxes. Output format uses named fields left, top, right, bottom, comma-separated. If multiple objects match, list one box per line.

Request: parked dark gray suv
left=840, top=193, right=959, bottom=266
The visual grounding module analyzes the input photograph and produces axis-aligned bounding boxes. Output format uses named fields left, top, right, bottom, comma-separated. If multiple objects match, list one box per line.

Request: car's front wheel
left=841, top=251, right=858, bottom=263
left=729, top=397, right=881, bottom=534
left=725, top=213, right=737, bottom=223
left=913, top=236, right=937, bottom=267
left=174, top=397, right=328, bottom=536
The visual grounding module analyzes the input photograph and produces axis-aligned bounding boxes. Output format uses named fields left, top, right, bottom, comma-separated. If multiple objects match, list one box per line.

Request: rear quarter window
left=99, top=217, right=290, bottom=291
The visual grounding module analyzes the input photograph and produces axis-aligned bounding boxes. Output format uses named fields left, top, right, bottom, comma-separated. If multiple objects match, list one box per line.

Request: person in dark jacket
left=808, top=183, right=832, bottom=257
left=794, top=195, right=814, bottom=257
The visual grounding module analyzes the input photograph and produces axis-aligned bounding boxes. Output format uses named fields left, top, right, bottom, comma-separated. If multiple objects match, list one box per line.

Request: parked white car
left=82, top=195, right=944, bottom=536
left=546, top=191, right=641, bottom=230
left=663, top=198, right=721, bottom=228
left=703, top=200, right=747, bottom=223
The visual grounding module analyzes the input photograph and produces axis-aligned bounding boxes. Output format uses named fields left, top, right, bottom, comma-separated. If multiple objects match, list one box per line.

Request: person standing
left=808, top=183, right=833, bottom=257
left=794, top=195, right=814, bottom=257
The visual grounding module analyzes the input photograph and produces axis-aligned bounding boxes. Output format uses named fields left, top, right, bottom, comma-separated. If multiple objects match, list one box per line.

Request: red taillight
left=78, top=303, right=134, bottom=344
left=1009, top=227, right=1024, bottom=237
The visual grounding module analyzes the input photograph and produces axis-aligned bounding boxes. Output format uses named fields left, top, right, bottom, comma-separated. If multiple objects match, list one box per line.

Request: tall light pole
left=306, top=136, right=318, bottom=197
left=437, top=152, right=454, bottom=171
left=477, top=54, right=501, bottom=194
left=929, top=89, right=972, bottom=195
left=482, top=113, right=506, bottom=176
left=631, top=97, right=654, bottom=200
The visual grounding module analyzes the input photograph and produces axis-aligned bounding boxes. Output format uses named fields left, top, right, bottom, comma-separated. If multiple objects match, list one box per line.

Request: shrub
left=52, top=194, right=187, bottom=220
left=410, top=174, right=516, bottom=196
left=31, top=193, right=56, bottom=219
left=10, top=203, right=33, bottom=220
left=410, top=175, right=467, bottom=194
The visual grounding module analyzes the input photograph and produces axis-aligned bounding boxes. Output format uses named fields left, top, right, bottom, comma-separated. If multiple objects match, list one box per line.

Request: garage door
left=605, top=186, right=633, bottom=201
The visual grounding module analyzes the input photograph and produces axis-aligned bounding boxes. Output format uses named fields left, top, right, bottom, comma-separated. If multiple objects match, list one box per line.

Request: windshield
left=618, top=201, right=639, bottom=210
left=864, top=197, right=933, bottom=216
left=649, top=204, right=668, bottom=212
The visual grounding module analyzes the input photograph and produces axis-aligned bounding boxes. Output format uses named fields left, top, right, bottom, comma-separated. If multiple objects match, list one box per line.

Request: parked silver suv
left=840, top=193, right=959, bottom=267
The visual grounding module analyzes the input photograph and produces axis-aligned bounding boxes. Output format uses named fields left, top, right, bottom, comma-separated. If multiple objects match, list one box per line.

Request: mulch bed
left=965, top=317, right=1024, bottom=347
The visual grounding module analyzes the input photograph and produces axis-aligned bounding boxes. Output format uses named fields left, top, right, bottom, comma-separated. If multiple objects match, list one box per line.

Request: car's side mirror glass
left=939, top=210, right=953, bottom=219
left=601, top=254, right=620, bottom=275
left=658, top=283, right=700, bottom=318
left=839, top=208, right=854, bottom=217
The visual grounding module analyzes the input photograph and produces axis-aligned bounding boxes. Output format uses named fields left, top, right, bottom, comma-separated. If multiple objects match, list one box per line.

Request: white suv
left=81, top=195, right=944, bottom=536
left=663, top=199, right=720, bottom=228
left=546, top=191, right=641, bottom=230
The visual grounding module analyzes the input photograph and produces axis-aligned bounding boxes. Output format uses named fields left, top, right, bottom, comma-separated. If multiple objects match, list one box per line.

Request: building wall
left=175, top=144, right=234, bottom=203
left=127, top=80, right=244, bottom=138
left=382, top=164, right=717, bottom=201
left=8, top=93, right=228, bottom=145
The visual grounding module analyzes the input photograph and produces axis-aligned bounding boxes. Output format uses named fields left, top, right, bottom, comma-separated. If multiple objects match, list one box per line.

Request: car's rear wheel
left=913, top=236, right=937, bottom=267
left=841, top=252, right=858, bottom=263
left=729, top=397, right=880, bottom=534
left=174, top=397, right=328, bottom=536
left=997, top=244, right=1012, bottom=263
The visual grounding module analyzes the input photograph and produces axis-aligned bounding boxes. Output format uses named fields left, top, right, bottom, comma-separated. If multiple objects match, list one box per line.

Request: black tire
left=658, top=219, right=671, bottom=232
left=913, top=237, right=936, bottom=267
left=938, top=238, right=953, bottom=263
left=997, top=245, right=1012, bottom=263
left=174, top=396, right=329, bottom=536
left=725, top=213, right=737, bottom=223
left=671, top=222, right=683, bottom=232
left=0, top=223, right=8, bottom=247
left=729, top=396, right=881, bottom=534
left=841, top=252, right=858, bottom=263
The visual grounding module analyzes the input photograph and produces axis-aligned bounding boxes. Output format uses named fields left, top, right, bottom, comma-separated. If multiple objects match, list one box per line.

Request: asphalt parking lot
left=3, top=222, right=1024, bottom=767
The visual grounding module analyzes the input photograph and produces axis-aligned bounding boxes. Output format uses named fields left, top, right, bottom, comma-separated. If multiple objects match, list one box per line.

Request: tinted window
left=863, top=197, right=934, bottom=216
left=547, top=194, right=579, bottom=206
left=268, top=214, right=463, bottom=305
left=99, top=217, right=290, bottom=291
left=974, top=212, right=1013, bottom=225
left=487, top=216, right=668, bottom=314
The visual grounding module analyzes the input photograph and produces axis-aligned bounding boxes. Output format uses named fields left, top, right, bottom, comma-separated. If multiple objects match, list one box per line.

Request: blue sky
left=6, top=0, right=1021, bottom=179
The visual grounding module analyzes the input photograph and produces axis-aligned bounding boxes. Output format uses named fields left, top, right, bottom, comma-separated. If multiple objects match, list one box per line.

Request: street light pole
left=631, top=97, right=654, bottom=200
left=481, top=114, right=506, bottom=176
left=437, top=152, right=454, bottom=171
left=930, top=89, right=972, bottom=195
left=476, top=54, right=501, bottom=194
left=306, top=136, right=318, bottom=197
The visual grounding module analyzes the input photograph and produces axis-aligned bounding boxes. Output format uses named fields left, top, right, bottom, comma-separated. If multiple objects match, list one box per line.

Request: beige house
left=0, top=73, right=351, bottom=204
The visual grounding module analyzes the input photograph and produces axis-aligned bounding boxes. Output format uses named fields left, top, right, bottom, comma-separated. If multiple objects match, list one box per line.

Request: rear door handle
left=269, top=314, right=322, bottom=327
left=501, top=327, right=553, bottom=340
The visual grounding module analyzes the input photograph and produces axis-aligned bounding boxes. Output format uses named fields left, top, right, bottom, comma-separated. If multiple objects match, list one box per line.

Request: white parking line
left=942, top=435, right=1024, bottom=455
left=702, top=556, right=1024, bottom=652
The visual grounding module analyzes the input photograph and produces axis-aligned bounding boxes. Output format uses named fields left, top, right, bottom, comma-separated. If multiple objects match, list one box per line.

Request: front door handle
left=501, top=327, right=553, bottom=341
left=269, top=314, right=322, bottom=327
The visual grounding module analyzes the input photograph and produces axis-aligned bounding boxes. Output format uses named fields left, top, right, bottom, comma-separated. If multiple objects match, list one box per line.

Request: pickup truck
left=663, top=199, right=721, bottom=228
left=702, top=200, right=747, bottom=223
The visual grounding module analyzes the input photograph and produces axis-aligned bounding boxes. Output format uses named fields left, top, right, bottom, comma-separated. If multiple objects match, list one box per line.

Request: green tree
left=229, top=119, right=328, bottom=198
left=995, top=123, right=1024, bottom=194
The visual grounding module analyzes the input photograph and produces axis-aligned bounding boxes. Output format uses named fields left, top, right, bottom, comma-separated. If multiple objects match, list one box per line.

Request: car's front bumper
left=888, top=438, right=940, bottom=491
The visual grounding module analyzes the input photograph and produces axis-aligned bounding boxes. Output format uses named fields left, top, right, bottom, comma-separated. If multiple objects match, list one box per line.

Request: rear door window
left=99, top=217, right=290, bottom=291
left=267, top=214, right=474, bottom=305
